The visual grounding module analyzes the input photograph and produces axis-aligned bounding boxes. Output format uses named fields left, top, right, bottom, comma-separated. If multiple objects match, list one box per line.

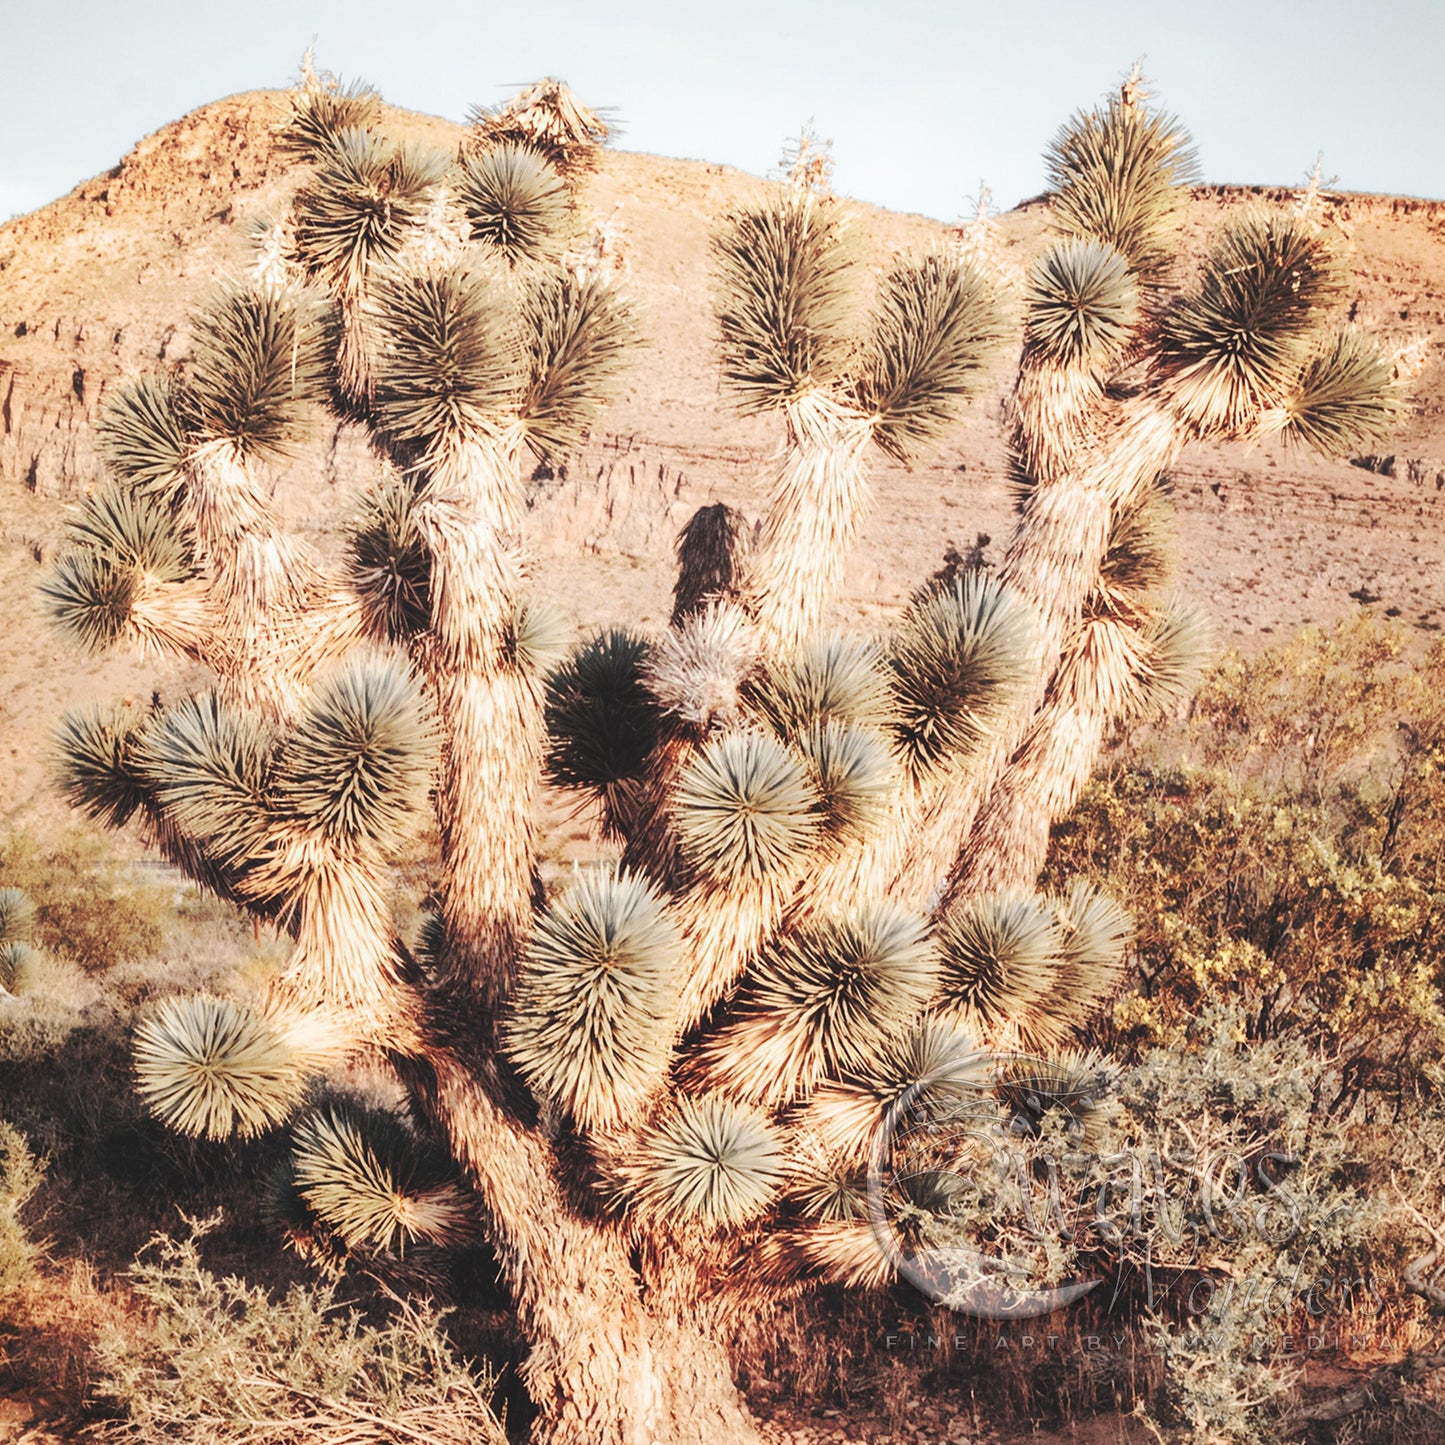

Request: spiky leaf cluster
left=713, top=193, right=853, bottom=412
left=0, top=940, right=38, bottom=996
left=934, top=893, right=1059, bottom=1040
left=507, top=594, right=569, bottom=676
left=187, top=286, right=336, bottom=460
left=746, top=633, right=893, bottom=737
left=642, top=602, right=753, bottom=730
left=457, top=144, right=570, bottom=263
left=53, top=706, right=152, bottom=829
left=0, top=888, right=35, bottom=946
left=370, top=267, right=520, bottom=446
left=1094, top=486, right=1176, bottom=612
left=348, top=479, right=432, bottom=641
left=278, top=79, right=383, bottom=162
left=698, top=905, right=936, bottom=1105
left=272, top=657, right=432, bottom=850
left=1045, top=95, right=1197, bottom=280
left=97, top=375, right=191, bottom=494
left=889, top=572, right=1034, bottom=774
left=800, top=1019, right=988, bottom=1165
left=856, top=253, right=1006, bottom=462
left=504, top=869, right=680, bottom=1132
left=139, top=695, right=275, bottom=868
left=795, top=721, right=895, bottom=841
left=466, top=78, right=611, bottom=176
left=1269, top=327, right=1401, bottom=459
left=672, top=731, right=820, bottom=881
left=544, top=629, right=658, bottom=790
left=292, top=129, right=449, bottom=288
left=134, top=994, right=305, bottom=1139
left=621, top=1095, right=784, bottom=1227
left=41, top=488, right=198, bottom=656
left=1134, top=599, right=1212, bottom=714
left=290, top=1103, right=471, bottom=1253
left=519, top=269, right=634, bottom=461
left=1050, top=880, right=1131, bottom=1029
left=1157, top=209, right=1346, bottom=432
left=1025, top=238, right=1139, bottom=371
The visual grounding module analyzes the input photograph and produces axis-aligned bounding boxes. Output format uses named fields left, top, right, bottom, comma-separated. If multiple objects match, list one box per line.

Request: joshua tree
left=43, top=71, right=1399, bottom=1445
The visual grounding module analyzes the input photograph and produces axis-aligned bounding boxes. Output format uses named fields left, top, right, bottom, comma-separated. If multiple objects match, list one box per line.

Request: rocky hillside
left=0, top=89, right=1442, bottom=828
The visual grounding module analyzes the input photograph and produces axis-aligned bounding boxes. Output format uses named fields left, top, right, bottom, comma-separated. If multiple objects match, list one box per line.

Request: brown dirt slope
left=0, top=91, right=1442, bottom=831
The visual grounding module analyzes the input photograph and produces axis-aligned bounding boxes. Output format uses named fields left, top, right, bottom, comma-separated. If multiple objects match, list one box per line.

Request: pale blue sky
left=3, top=0, right=1442, bottom=224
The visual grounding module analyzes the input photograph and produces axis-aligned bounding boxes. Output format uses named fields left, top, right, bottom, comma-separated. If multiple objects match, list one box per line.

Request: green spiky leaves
left=134, top=994, right=305, bottom=1139
left=1025, top=238, right=1139, bottom=372
left=544, top=628, right=658, bottom=792
left=713, top=192, right=853, bottom=413
left=139, top=694, right=275, bottom=869
left=292, top=129, right=449, bottom=288
left=289, top=1103, right=471, bottom=1253
left=187, top=285, right=336, bottom=461
left=857, top=253, right=1006, bottom=463
left=747, top=633, right=893, bottom=737
left=271, top=656, right=432, bottom=851
left=278, top=79, right=383, bottom=163
left=519, top=269, right=634, bottom=461
left=1134, top=599, right=1212, bottom=715
left=697, top=905, right=936, bottom=1107
left=1265, top=327, right=1402, bottom=460
left=0, top=941, right=38, bottom=996
left=53, top=705, right=153, bottom=828
left=41, top=488, right=200, bottom=657
left=347, top=478, right=432, bottom=641
left=1046, top=94, right=1197, bottom=281
left=97, top=375, right=191, bottom=494
left=672, top=731, right=821, bottom=881
left=934, top=893, right=1059, bottom=1041
left=889, top=572, right=1034, bottom=775
left=795, top=722, right=895, bottom=843
left=0, top=889, right=35, bottom=946
left=1158, top=208, right=1346, bottom=433
left=503, top=868, right=680, bottom=1132
left=620, top=1095, right=784, bottom=1228
left=457, top=144, right=570, bottom=263
left=370, top=267, right=520, bottom=447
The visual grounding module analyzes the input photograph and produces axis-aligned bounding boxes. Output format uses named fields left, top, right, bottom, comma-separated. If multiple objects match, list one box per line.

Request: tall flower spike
left=503, top=868, right=680, bottom=1133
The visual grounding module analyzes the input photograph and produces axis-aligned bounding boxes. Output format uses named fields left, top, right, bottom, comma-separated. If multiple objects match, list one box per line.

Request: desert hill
left=0, top=88, right=1442, bottom=832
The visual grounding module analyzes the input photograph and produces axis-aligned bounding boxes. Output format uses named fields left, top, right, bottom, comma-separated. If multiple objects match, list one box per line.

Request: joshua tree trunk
left=422, top=1047, right=763, bottom=1445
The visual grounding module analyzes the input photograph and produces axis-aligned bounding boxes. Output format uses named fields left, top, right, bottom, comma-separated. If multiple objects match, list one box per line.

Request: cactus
left=43, top=69, right=1399, bottom=1445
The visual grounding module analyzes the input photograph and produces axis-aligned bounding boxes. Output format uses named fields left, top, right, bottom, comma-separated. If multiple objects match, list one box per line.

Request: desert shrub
left=1048, top=618, right=1445, bottom=1109
left=0, top=827, right=169, bottom=974
left=0, top=1118, right=46, bottom=1300
left=92, top=1218, right=507, bottom=1444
